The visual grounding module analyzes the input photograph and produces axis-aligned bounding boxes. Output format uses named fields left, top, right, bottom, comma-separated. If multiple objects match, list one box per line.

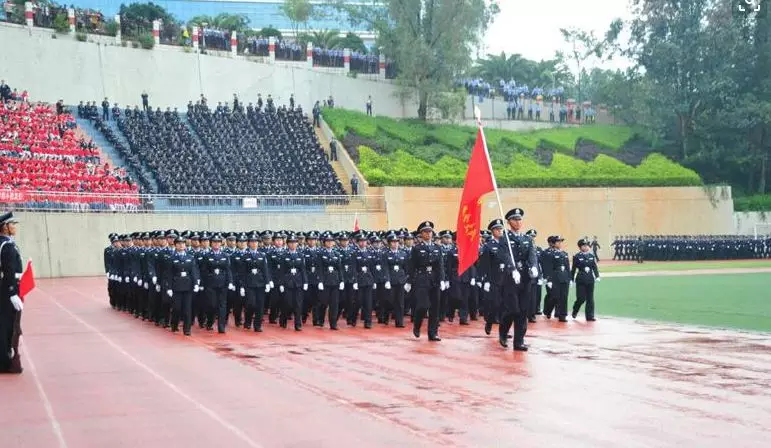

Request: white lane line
left=20, top=339, right=68, bottom=448
left=35, top=285, right=265, bottom=448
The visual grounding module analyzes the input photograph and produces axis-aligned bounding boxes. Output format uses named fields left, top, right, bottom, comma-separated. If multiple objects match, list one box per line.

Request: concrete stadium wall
left=15, top=211, right=386, bottom=278
left=381, top=186, right=736, bottom=255
left=734, top=211, right=771, bottom=235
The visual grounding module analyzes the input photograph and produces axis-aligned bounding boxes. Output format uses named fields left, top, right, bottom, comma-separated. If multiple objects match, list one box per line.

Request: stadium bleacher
left=0, top=95, right=139, bottom=211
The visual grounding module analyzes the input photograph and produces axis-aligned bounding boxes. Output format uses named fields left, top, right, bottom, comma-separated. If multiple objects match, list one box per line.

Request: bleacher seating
left=0, top=97, right=140, bottom=211
left=186, top=100, right=346, bottom=198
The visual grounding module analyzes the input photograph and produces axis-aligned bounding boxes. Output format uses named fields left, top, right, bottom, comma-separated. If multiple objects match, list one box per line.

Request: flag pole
left=474, top=107, right=518, bottom=276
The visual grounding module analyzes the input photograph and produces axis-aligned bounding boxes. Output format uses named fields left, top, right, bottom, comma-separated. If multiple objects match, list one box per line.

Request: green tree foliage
left=119, top=2, right=176, bottom=38
left=334, top=0, right=499, bottom=120
left=471, top=53, right=574, bottom=92
left=281, top=0, right=314, bottom=36
left=187, top=13, right=249, bottom=33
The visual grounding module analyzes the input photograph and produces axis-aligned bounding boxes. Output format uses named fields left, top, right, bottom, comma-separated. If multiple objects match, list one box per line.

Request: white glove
left=328, top=266, right=334, bottom=273
left=240, top=287, right=245, bottom=297
left=124, top=276, right=129, bottom=283
left=194, top=285, right=200, bottom=293
left=303, top=284, right=308, bottom=291
left=530, top=266, right=538, bottom=278
left=166, top=290, right=173, bottom=297
left=152, top=276, right=157, bottom=285
left=570, top=280, right=575, bottom=287
left=385, top=281, right=391, bottom=290
left=584, top=267, right=590, bottom=273
left=353, top=283, right=359, bottom=290
left=269, top=281, right=274, bottom=289
left=470, top=278, right=476, bottom=286
left=318, top=282, right=324, bottom=291
left=512, top=270, right=521, bottom=284
left=199, top=286, right=205, bottom=291
left=138, top=280, right=143, bottom=287
left=483, top=282, right=490, bottom=292
left=404, top=283, right=411, bottom=292
left=339, top=282, right=345, bottom=290
left=596, top=277, right=601, bottom=282
left=228, top=283, right=236, bottom=291
left=133, top=276, right=137, bottom=283
left=156, top=284, right=161, bottom=292
left=118, top=277, right=123, bottom=283
left=265, top=284, right=271, bottom=293
left=106, top=273, right=110, bottom=279
left=477, top=281, right=483, bottom=289
left=279, top=285, right=285, bottom=293
left=439, top=281, right=446, bottom=291
left=546, top=282, right=553, bottom=289
left=9, top=295, right=23, bottom=312
left=144, top=283, right=149, bottom=290
left=373, top=283, right=377, bottom=290
left=537, top=278, right=544, bottom=286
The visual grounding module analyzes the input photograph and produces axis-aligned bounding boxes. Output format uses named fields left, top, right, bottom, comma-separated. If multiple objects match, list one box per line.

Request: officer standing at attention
left=240, top=232, right=272, bottom=332
left=164, top=235, right=200, bottom=335
left=202, top=234, right=236, bottom=333
left=499, top=208, right=538, bottom=351
left=543, top=236, right=570, bottom=322
left=0, top=212, right=23, bottom=374
left=278, top=233, right=308, bottom=331
left=571, top=238, right=600, bottom=321
left=315, top=232, right=344, bottom=329
left=105, top=234, right=120, bottom=309
left=526, top=229, right=543, bottom=323
left=302, top=231, right=320, bottom=325
left=230, top=233, right=247, bottom=328
left=351, top=232, right=381, bottom=328
left=407, top=221, right=446, bottom=341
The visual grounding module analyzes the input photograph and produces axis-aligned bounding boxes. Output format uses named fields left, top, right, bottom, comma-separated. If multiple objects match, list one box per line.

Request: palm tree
left=310, top=29, right=341, bottom=49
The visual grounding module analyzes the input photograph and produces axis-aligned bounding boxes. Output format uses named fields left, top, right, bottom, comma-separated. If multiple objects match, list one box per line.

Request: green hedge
left=734, top=194, right=771, bottom=212
left=359, top=146, right=702, bottom=188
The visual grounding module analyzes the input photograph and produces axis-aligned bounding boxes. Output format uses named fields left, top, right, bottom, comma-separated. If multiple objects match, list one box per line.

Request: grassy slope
left=600, top=260, right=771, bottom=273
left=595, top=273, right=771, bottom=332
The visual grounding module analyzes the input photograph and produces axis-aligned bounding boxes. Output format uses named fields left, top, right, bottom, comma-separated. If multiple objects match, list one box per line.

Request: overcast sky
left=482, top=0, right=636, bottom=72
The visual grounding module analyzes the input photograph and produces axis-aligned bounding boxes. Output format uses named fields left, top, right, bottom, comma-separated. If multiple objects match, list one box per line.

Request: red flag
left=19, top=259, right=36, bottom=301
left=456, top=128, right=496, bottom=276
left=353, top=213, right=360, bottom=232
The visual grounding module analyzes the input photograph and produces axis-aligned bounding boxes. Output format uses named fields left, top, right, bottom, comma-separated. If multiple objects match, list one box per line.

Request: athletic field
left=1, top=263, right=769, bottom=448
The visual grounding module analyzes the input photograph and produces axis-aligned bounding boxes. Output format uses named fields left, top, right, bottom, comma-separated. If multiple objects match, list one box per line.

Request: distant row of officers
left=104, top=209, right=601, bottom=351
left=612, top=235, right=771, bottom=261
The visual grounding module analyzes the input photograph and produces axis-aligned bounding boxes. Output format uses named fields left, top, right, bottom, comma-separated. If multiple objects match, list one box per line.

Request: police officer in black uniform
left=0, top=212, right=23, bottom=374
left=383, top=231, right=408, bottom=327
left=240, top=232, right=272, bottom=332
left=499, top=208, right=538, bottom=351
left=277, top=233, right=308, bottom=331
left=526, top=229, right=543, bottom=323
left=480, top=219, right=507, bottom=336
left=571, top=238, right=600, bottom=321
left=315, top=231, right=344, bottom=329
left=163, top=235, right=200, bottom=335
left=407, top=221, right=446, bottom=341
left=202, top=234, right=235, bottom=333
left=543, top=235, right=570, bottom=322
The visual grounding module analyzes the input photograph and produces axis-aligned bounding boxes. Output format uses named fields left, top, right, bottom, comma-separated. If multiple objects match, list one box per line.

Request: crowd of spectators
left=275, top=40, right=304, bottom=61
left=312, top=47, right=345, bottom=68
left=349, top=51, right=379, bottom=74
left=198, top=28, right=233, bottom=51
left=185, top=96, right=346, bottom=204
left=0, top=88, right=139, bottom=211
left=244, top=36, right=269, bottom=57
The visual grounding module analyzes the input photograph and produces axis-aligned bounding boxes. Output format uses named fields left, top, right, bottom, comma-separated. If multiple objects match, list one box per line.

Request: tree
left=335, top=0, right=499, bottom=120
left=311, top=29, right=342, bottom=49
left=281, top=0, right=314, bottom=38
left=119, top=2, right=176, bottom=38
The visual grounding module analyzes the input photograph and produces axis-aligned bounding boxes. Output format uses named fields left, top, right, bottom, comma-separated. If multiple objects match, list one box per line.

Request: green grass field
left=595, top=273, right=771, bottom=332
left=601, top=260, right=771, bottom=273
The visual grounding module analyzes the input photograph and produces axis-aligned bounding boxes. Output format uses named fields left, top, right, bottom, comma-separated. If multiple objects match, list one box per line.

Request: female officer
left=571, top=238, right=600, bottom=321
left=278, top=233, right=308, bottom=331
left=543, top=236, right=570, bottom=322
left=315, top=232, right=345, bottom=329
left=383, top=231, right=408, bottom=327
left=202, top=233, right=235, bottom=333
left=164, top=235, right=200, bottom=336
left=240, top=232, right=272, bottom=332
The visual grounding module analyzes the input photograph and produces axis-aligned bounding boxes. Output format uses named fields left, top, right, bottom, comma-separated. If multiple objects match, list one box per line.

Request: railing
left=0, top=190, right=382, bottom=213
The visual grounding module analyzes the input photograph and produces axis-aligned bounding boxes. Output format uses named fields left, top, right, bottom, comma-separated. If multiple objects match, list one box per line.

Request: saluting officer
left=0, top=212, right=23, bottom=374
left=163, top=235, right=200, bottom=335
left=383, top=231, right=408, bottom=327
left=315, top=231, right=345, bottom=329
left=240, top=232, right=273, bottom=332
left=500, top=208, right=538, bottom=351
left=407, top=221, right=446, bottom=341
left=202, top=234, right=235, bottom=333
left=543, top=235, right=570, bottom=322
left=277, top=233, right=308, bottom=331
left=571, top=238, right=600, bottom=321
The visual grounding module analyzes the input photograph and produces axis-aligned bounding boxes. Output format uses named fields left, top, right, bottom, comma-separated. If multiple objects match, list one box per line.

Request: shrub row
left=359, top=146, right=702, bottom=188
left=734, top=194, right=771, bottom=212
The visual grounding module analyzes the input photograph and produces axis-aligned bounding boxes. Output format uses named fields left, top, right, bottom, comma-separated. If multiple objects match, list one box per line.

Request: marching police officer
left=407, top=221, right=446, bottom=341
left=480, top=219, right=507, bottom=336
left=526, top=229, right=544, bottom=322
left=499, top=208, right=538, bottom=351
left=239, top=232, right=272, bottom=332
left=543, top=235, right=570, bottom=322
left=163, top=235, right=200, bottom=335
left=383, top=231, right=408, bottom=327
left=315, top=232, right=345, bottom=329
left=572, top=238, right=600, bottom=321
left=0, top=212, right=23, bottom=374
left=277, top=233, right=308, bottom=331
left=202, top=234, right=235, bottom=333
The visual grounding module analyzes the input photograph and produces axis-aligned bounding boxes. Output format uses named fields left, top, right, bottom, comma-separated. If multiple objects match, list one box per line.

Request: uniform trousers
left=147, top=286, right=161, bottom=323
left=281, top=287, right=303, bottom=330
left=339, top=283, right=355, bottom=321
left=499, top=280, right=530, bottom=347
left=268, top=288, right=282, bottom=323
left=170, top=291, right=193, bottom=333
left=206, top=287, right=228, bottom=332
left=194, top=289, right=207, bottom=327
left=546, top=282, right=569, bottom=318
left=243, top=287, right=266, bottom=330
left=351, top=286, right=373, bottom=326
left=413, top=284, right=441, bottom=338
left=227, top=289, right=243, bottom=326
left=484, top=284, right=502, bottom=324
left=0, top=301, right=22, bottom=372
left=303, top=287, right=318, bottom=324
left=137, top=283, right=150, bottom=319
left=386, top=286, right=405, bottom=327
left=469, top=284, right=480, bottom=319
left=453, top=282, right=471, bottom=323
left=573, top=283, right=595, bottom=319
left=376, top=284, right=391, bottom=323
left=108, top=279, right=116, bottom=308
left=316, top=286, right=340, bottom=328
left=529, top=283, right=543, bottom=319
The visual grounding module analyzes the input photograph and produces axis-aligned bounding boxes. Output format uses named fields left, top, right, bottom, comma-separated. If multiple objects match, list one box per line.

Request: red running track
left=1, top=277, right=770, bottom=448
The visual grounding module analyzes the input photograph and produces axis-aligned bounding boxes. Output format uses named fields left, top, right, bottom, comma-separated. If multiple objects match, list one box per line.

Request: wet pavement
left=1, top=277, right=770, bottom=448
